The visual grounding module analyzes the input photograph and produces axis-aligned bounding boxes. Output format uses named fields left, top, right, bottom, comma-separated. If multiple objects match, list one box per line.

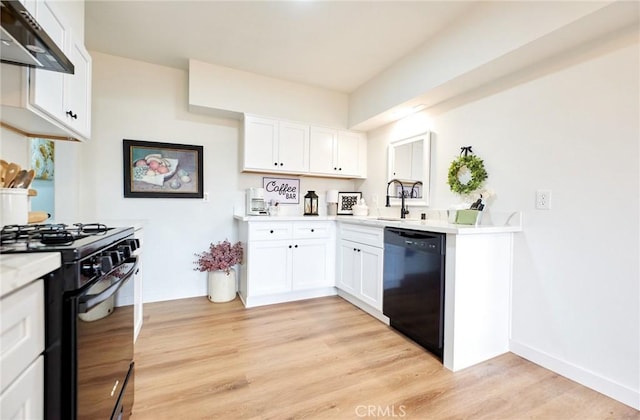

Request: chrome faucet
left=386, top=179, right=410, bottom=219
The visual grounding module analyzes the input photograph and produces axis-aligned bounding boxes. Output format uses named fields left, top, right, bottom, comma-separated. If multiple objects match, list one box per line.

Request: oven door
left=75, top=256, right=138, bottom=419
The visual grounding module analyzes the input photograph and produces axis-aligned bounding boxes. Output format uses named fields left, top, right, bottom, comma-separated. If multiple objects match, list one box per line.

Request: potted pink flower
left=194, top=240, right=243, bottom=302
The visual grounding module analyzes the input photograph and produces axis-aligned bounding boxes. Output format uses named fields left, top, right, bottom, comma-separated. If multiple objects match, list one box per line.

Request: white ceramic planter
left=207, top=269, right=237, bottom=303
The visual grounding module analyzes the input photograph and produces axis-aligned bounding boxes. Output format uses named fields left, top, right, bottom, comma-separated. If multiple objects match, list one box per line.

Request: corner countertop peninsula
left=235, top=210, right=522, bottom=372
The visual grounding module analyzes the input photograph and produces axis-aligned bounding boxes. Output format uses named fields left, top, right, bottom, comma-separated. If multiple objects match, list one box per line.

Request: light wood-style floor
left=131, top=296, right=638, bottom=420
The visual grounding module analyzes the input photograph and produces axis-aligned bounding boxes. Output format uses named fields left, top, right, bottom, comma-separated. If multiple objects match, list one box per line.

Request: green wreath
left=447, top=154, right=488, bottom=195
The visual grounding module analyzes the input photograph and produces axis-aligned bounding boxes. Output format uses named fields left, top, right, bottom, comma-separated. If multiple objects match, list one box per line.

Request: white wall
left=84, top=52, right=354, bottom=303
left=348, top=1, right=620, bottom=130
left=189, top=60, right=349, bottom=128
left=360, top=36, right=639, bottom=408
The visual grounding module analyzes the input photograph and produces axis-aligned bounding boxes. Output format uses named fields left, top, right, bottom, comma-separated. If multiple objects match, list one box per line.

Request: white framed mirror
left=387, top=132, right=431, bottom=207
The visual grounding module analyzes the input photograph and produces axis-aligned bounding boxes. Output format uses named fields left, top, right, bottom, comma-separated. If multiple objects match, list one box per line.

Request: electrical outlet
left=536, top=189, right=551, bottom=210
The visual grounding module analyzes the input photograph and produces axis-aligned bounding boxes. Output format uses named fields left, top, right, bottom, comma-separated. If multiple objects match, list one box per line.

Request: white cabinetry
left=336, top=223, right=385, bottom=318
left=309, top=127, right=366, bottom=178
left=243, top=115, right=309, bottom=174
left=0, top=0, right=92, bottom=141
left=0, top=280, right=45, bottom=420
left=238, top=220, right=336, bottom=307
left=241, top=114, right=366, bottom=179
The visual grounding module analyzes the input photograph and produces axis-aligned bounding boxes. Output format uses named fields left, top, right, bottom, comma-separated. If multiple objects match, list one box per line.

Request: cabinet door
left=358, top=243, right=384, bottom=310
left=337, top=240, right=358, bottom=294
left=309, top=126, right=337, bottom=174
left=248, top=240, right=291, bottom=296
left=336, top=131, right=361, bottom=177
left=30, top=0, right=66, bottom=123
left=64, top=35, right=92, bottom=138
left=292, top=239, right=334, bottom=290
left=244, top=115, right=279, bottom=171
left=278, top=121, right=309, bottom=173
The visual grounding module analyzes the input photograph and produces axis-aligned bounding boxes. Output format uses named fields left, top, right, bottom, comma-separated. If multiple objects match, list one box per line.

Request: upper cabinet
left=243, top=115, right=309, bottom=174
left=242, top=114, right=367, bottom=179
left=0, top=0, right=92, bottom=141
left=309, top=127, right=365, bottom=178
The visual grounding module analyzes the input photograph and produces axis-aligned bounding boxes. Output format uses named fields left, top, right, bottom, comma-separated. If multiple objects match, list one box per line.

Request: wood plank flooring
left=131, top=296, right=638, bottom=420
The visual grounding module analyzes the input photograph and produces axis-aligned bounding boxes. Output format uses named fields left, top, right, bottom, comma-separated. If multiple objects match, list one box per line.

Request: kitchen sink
left=375, top=217, right=423, bottom=222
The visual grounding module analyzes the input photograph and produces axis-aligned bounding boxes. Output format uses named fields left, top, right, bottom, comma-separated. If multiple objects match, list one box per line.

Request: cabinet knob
left=289, top=245, right=292, bottom=248
left=274, top=162, right=278, bottom=166
left=310, top=229, right=314, bottom=232
left=280, top=163, right=284, bottom=166
left=270, top=230, right=274, bottom=234
left=334, top=167, right=337, bottom=170
left=294, top=244, right=298, bottom=248
left=357, top=249, right=361, bottom=252
left=66, top=110, right=78, bottom=120
left=353, top=248, right=357, bottom=251
left=339, top=168, right=342, bottom=171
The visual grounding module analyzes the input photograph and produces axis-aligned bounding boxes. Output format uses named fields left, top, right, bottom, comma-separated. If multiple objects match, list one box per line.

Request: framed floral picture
left=123, top=139, right=203, bottom=198
left=337, top=192, right=362, bottom=215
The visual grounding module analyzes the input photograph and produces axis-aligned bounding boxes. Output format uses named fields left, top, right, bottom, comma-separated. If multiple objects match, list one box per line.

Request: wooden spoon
left=0, top=160, right=8, bottom=185
left=13, top=169, right=35, bottom=189
left=3, top=163, right=20, bottom=188
left=11, top=169, right=31, bottom=188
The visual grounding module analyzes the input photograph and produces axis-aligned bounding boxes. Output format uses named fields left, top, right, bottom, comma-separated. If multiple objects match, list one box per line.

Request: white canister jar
left=0, top=188, right=28, bottom=226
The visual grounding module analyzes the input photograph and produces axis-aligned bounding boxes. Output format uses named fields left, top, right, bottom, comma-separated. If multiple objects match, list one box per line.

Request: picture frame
left=337, top=192, right=362, bottom=215
left=123, top=139, right=204, bottom=198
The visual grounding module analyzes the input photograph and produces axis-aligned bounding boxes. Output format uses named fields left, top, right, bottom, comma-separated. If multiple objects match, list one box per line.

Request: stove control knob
left=100, top=255, right=113, bottom=273
left=102, top=250, right=121, bottom=268
left=124, top=238, right=139, bottom=252
left=118, top=245, right=132, bottom=259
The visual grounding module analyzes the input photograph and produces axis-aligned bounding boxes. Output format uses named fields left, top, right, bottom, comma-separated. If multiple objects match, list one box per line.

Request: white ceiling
left=84, top=1, right=476, bottom=94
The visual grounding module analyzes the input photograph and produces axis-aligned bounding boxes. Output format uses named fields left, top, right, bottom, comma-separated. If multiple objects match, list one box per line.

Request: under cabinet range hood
left=0, top=0, right=73, bottom=74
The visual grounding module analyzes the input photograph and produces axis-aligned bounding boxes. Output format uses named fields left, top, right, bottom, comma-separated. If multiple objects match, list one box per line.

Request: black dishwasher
left=383, top=227, right=446, bottom=359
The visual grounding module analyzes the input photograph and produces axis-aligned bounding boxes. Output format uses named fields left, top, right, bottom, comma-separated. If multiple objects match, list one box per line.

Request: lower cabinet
left=338, top=240, right=383, bottom=310
left=239, top=221, right=336, bottom=307
left=0, top=280, right=45, bottom=419
left=336, top=223, right=385, bottom=316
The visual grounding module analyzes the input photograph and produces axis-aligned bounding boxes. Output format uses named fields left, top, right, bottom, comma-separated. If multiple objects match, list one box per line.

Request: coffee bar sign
left=263, top=177, right=300, bottom=204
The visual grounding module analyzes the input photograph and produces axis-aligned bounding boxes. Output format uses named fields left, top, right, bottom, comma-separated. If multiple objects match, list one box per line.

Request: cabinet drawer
left=0, top=355, right=43, bottom=419
left=292, top=222, right=332, bottom=239
left=339, top=224, right=384, bottom=248
left=0, top=280, right=44, bottom=393
left=249, top=222, right=292, bottom=241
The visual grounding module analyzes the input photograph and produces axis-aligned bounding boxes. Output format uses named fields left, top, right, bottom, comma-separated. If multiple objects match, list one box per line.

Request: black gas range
left=1, top=223, right=139, bottom=419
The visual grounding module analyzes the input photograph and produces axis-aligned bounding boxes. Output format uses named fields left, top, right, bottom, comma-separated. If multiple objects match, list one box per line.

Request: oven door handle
left=78, top=256, right=139, bottom=313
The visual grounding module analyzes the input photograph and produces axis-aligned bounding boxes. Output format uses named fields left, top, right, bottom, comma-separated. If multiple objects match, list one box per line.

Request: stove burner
left=0, top=223, right=110, bottom=248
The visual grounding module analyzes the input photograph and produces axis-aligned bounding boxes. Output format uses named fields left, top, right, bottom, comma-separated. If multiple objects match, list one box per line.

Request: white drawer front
left=0, top=355, right=43, bottom=419
left=339, top=224, right=384, bottom=248
left=249, top=222, right=292, bottom=241
left=0, top=280, right=44, bottom=393
left=292, top=222, right=332, bottom=239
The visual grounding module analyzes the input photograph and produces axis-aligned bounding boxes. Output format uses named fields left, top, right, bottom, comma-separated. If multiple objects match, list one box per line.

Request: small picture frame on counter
left=337, top=192, right=362, bottom=215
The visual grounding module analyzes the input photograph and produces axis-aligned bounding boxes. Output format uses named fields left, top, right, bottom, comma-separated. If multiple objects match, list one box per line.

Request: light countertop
left=234, top=212, right=522, bottom=235
left=0, top=253, right=61, bottom=299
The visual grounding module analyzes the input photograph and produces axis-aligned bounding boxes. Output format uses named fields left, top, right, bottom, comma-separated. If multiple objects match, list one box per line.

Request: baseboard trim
left=510, top=339, right=639, bottom=410
left=336, top=290, right=389, bottom=324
